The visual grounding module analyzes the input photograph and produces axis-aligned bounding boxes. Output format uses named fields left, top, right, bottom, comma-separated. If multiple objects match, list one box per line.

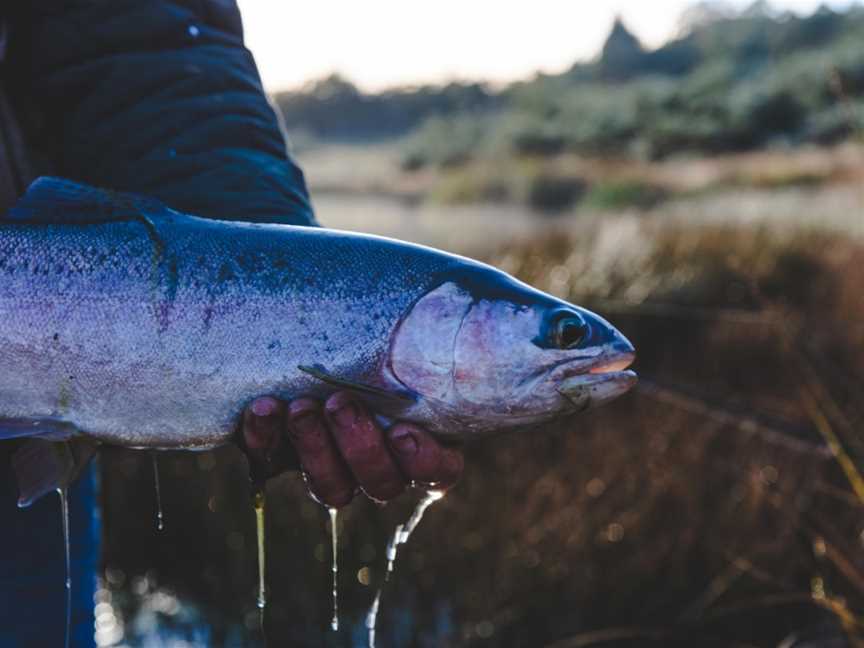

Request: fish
left=0, top=177, right=636, bottom=505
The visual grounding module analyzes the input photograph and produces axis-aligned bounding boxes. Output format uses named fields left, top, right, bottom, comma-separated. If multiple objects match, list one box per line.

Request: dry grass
left=297, top=142, right=864, bottom=209
left=478, top=220, right=864, bottom=647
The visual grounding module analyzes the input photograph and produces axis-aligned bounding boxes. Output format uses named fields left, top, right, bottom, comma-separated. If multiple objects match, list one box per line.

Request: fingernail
left=251, top=398, right=278, bottom=418
left=329, top=403, right=356, bottom=428
left=390, top=429, right=418, bottom=455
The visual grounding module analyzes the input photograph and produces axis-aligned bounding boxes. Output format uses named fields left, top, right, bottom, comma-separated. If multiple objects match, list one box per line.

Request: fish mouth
left=553, top=348, right=637, bottom=409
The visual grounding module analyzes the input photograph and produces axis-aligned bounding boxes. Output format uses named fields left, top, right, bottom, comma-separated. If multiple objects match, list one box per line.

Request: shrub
left=583, top=180, right=669, bottom=210
left=526, top=174, right=588, bottom=213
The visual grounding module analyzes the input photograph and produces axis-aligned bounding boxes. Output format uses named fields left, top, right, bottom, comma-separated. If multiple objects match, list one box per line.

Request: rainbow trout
left=1, top=177, right=635, bottom=504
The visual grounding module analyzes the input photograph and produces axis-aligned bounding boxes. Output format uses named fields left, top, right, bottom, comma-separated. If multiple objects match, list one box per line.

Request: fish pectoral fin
left=8, top=176, right=174, bottom=224
left=12, top=438, right=99, bottom=508
left=298, top=364, right=416, bottom=405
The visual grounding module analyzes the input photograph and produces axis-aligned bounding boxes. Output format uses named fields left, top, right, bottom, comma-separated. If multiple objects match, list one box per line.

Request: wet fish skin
left=0, top=178, right=635, bottom=449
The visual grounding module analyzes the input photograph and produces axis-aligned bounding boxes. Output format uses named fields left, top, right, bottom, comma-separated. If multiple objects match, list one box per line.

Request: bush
left=583, top=180, right=669, bottom=210
left=804, top=101, right=864, bottom=144
left=399, top=115, right=490, bottom=170
left=526, top=174, right=588, bottom=213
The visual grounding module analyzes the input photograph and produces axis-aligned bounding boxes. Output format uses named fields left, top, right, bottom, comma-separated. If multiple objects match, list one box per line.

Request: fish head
left=388, top=265, right=636, bottom=435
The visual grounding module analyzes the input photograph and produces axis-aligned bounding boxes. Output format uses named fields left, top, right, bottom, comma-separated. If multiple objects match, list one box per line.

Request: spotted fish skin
left=0, top=177, right=636, bottom=449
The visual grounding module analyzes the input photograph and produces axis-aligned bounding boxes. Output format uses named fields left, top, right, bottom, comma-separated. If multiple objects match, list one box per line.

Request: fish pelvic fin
left=12, top=439, right=98, bottom=508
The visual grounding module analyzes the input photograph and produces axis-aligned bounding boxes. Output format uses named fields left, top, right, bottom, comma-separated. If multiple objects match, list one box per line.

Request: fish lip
left=549, top=349, right=636, bottom=382
left=588, top=351, right=636, bottom=375
left=570, top=368, right=638, bottom=385
left=556, top=368, right=638, bottom=401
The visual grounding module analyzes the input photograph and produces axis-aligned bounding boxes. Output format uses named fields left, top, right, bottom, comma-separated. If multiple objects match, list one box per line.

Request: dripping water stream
left=253, top=488, right=267, bottom=623
left=151, top=452, right=164, bottom=531
left=329, top=507, right=339, bottom=631
left=57, top=486, right=71, bottom=648
left=366, top=490, right=445, bottom=648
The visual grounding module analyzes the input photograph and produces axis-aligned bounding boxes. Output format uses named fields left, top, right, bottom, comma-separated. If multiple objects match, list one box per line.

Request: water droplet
left=151, top=453, right=164, bottom=531
left=476, top=620, right=495, bottom=639
left=329, top=507, right=339, bottom=631
left=366, top=490, right=444, bottom=647
left=606, top=522, right=624, bottom=543
left=585, top=477, right=606, bottom=498
left=813, top=536, right=827, bottom=557
left=57, top=487, right=71, bottom=648
left=357, top=566, right=371, bottom=585
left=760, top=464, right=779, bottom=484
left=187, top=24, right=200, bottom=38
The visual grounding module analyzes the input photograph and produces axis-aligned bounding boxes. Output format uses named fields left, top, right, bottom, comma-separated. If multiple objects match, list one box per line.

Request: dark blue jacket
left=2, top=0, right=315, bottom=225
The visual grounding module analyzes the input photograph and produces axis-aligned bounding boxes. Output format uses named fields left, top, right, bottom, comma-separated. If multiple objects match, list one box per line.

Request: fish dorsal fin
left=298, top=364, right=416, bottom=405
left=7, top=176, right=172, bottom=224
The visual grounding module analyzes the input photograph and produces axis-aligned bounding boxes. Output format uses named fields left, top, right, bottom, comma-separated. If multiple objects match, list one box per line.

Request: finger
left=242, top=397, right=284, bottom=452
left=386, top=423, right=464, bottom=489
left=285, top=398, right=355, bottom=508
left=324, top=392, right=406, bottom=503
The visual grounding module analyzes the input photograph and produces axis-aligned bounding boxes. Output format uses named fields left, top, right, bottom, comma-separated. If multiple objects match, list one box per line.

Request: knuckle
left=340, top=437, right=381, bottom=465
left=288, top=427, right=328, bottom=459
left=287, top=410, right=326, bottom=441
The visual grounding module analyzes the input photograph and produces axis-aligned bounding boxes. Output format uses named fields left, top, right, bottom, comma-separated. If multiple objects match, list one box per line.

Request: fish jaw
left=553, top=343, right=637, bottom=411
left=556, top=368, right=637, bottom=411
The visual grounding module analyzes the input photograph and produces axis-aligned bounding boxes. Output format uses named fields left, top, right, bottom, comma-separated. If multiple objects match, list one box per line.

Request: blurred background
left=97, top=2, right=864, bottom=646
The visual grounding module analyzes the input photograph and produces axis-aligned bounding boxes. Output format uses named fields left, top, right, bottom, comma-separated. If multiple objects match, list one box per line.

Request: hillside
left=274, top=3, right=864, bottom=161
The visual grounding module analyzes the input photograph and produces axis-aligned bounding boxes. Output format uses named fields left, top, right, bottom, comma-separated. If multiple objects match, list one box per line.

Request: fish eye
left=552, top=313, right=589, bottom=350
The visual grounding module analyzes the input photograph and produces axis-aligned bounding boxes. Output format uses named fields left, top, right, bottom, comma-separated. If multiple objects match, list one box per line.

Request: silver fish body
left=0, top=178, right=636, bottom=449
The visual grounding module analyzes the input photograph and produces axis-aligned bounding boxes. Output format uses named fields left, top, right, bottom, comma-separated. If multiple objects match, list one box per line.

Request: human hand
left=240, top=392, right=463, bottom=507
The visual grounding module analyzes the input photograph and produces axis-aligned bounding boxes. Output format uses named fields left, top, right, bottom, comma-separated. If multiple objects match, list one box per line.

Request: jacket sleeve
left=5, top=0, right=316, bottom=226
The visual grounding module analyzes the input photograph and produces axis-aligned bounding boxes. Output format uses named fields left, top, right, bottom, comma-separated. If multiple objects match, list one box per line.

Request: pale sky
left=237, top=0, right=859, bottom=93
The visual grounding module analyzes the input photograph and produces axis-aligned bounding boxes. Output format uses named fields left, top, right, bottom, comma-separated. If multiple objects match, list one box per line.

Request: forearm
left=5, top=0, right=315, bottom=225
